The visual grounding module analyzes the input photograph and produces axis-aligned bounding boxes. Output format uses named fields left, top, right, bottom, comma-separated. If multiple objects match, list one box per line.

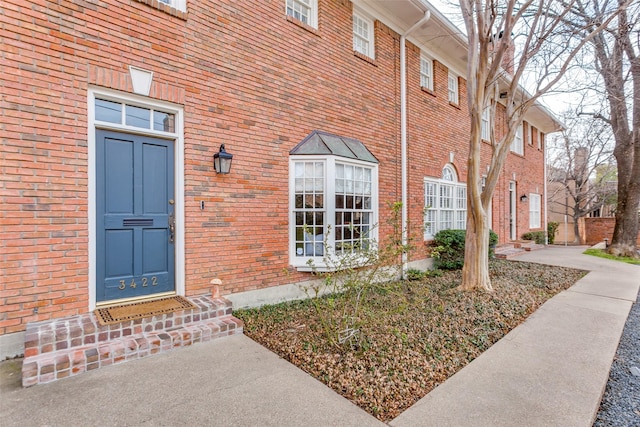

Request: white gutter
left=401, top=11, right=430, bottom=275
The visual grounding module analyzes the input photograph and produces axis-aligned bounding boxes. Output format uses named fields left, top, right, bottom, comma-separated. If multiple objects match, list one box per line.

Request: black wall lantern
left=213, top=144, right=233, bottom=174
left=520, top=194, right=528, bottom=203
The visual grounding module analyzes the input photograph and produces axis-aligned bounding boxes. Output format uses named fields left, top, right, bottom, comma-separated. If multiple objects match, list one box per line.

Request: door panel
left=96, top=130, right=175, bottom=302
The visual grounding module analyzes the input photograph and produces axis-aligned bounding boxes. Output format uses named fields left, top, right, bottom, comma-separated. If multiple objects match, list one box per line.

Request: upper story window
left=157, top=0, right=186, bottom=12
left=529, top=193, right=541, bottom=228
left=424, top=165, right=466, bottom=240
left=448, top=72, right=459, bottom=104
left=353, top=12, right=374, bottom=58
left=539, top=132, right=544, bottom=150
left=527, top=123, right=533, bottom=145
left=289, top=131, right=379, bottom=271
left=511, top=123, right=524, bottom=155
left=286, top=0, right=317, bottom=28
left=481, top=107, right=490, bottom=141
left=420, top=56, right=433, bottom=90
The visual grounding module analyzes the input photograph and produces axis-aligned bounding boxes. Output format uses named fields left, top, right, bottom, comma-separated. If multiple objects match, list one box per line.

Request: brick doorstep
left=21, top=296, right=243, bottom=387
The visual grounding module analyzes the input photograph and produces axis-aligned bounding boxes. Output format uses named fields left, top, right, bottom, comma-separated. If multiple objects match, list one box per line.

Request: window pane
left=125, top=105, right=151, bottom=128
left=95, top=99, right=121, bottom=123
left=153, top=111, right=175, bottom=132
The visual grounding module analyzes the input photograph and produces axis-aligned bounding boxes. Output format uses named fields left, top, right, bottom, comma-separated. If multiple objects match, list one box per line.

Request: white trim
left=87, top=86, right=185, bottom=310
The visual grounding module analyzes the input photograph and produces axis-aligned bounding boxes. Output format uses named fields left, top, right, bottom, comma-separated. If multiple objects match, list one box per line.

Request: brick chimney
left=493, top=31, right=515, bottom=75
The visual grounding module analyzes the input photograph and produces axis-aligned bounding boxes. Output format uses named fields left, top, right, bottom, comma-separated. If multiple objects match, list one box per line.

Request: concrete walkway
left=1, top=246, right=638, bottom=426
left=391, top=246, right=640, bottom=427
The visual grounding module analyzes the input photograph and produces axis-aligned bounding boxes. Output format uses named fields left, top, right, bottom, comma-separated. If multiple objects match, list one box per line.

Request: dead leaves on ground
left=236, top=260, right=585, bottom=421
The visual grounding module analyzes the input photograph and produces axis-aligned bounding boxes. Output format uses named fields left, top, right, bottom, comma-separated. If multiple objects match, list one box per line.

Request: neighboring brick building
left=0, top=0, right=561, bottom=357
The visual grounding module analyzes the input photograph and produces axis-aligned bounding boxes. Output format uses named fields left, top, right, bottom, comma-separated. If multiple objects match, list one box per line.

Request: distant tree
left=457, top=0, right=629, bottom=291
left=547, top=114, right=616, bottom=243
left=563, top=0, right=640, bottom=257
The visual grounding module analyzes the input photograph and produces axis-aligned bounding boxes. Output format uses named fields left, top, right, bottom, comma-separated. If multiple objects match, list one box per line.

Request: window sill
left=353, top=51, right=377, bottom=66
left=133, top=0, right=187, bottom=19
left=286, top=15, right=320, bottom=36
left=294, top=264, right=334, bottom=273
left=449, top=101, right=461, bottom=110
left=421, top=87, right=436, bottom=97
left=510, top=151, right=525, bottom=158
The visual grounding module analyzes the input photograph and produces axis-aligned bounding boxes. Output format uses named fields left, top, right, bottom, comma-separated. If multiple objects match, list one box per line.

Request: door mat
left=94, top=296, right=196, bottom=326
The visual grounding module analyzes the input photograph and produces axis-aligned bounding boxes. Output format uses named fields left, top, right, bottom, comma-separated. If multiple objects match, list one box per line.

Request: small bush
left=547, top=222, right=559, bottom=244
left=431, top=229, right=499, bottom=270
left=522, top=231, right=545, bottom=244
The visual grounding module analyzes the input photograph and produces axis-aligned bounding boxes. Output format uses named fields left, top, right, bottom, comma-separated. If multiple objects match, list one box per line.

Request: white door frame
left=87, top=86, right=185, bottom=310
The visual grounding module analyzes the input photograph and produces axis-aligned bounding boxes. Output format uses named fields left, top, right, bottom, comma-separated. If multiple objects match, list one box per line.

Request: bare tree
left=567, top=0, right=640, bottom=257
left=457, top=0, right=629, bottom=290
left=547, top=114, right=616, bottom=243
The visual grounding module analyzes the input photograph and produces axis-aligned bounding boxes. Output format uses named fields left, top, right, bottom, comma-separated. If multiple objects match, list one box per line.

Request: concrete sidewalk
left=1, top=246, right=638, bottom=426
left=391, top=246, right=640, bottom=427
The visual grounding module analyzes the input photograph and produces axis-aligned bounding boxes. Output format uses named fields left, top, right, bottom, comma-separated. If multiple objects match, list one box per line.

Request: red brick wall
left=578, top=218, right=640, bottom=246
left=0, top=0, right=549, bottom=336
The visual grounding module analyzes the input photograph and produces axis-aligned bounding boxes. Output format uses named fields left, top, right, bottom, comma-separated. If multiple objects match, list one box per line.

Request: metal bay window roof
left=289, top=130, right=379, bottom=163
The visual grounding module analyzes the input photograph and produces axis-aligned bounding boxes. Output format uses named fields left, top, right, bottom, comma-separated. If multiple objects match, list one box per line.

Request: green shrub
left=431, top=229, right=499, bottom=270
left=522, top=231, right=545, bottom=244
left=547, top=222, right=559, bottom=244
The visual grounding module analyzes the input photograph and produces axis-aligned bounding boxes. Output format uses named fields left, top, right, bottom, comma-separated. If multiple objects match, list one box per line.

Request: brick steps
left=21, top=295, right=243, bottom=387
left=495, top=241, right=545, bottom=259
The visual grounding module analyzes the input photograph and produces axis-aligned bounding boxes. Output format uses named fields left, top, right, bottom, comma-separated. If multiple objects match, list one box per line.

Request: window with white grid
left=424, top=165, right=467, bottom=239
left=481, top=107, right=490, bottom=141
left=511, top=123, right=524, bottom=155
left=420, top=56, right=433, bottom=90
left=157, top=0, right=186, bottom=12
left=529, top=193, right=541, bottom=228
left=335, top=164, right=373, bottom=254
left=293, top=161, right=325, bottom=257
left=353, top=12, right=374, bottom=58
left=448, top=72, right=458, bottom=104
left=286, top=0, right=317, bottom=28
left=290, top=157, right=377, bottom=268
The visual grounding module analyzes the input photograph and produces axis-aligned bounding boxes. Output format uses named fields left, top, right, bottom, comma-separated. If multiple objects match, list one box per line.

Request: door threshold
left=95, top=291, right=177, bottom=308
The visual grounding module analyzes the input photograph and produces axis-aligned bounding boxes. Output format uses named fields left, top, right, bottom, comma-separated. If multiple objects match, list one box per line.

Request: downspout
left=544, top=134, right=548, bottom=245
left=401, top=11, right=430, bottom=276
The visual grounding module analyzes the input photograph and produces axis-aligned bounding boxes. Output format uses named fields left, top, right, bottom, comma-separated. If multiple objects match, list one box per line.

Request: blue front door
left=96, top=130, right=175, bottom=302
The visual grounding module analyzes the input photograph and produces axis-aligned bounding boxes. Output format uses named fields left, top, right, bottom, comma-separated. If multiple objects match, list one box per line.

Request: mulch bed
left=236, top=260, right=585, bottom=421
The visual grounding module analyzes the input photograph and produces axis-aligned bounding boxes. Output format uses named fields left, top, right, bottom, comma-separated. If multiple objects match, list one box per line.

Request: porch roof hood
left=289, top=130, right=379, bottom=164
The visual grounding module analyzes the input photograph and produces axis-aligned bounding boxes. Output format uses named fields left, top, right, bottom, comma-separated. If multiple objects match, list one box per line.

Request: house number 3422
left=118, top=277, right=158, bottom=290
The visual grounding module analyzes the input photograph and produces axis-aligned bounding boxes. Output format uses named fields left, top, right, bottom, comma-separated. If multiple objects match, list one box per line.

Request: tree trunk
left=460, top=213, right=492, bottom=291
left=609, top=167, right=640, bottom=257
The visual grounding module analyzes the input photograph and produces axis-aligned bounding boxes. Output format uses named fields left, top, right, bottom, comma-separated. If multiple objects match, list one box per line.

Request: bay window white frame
left=289, top=155, right=378, bottom=271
